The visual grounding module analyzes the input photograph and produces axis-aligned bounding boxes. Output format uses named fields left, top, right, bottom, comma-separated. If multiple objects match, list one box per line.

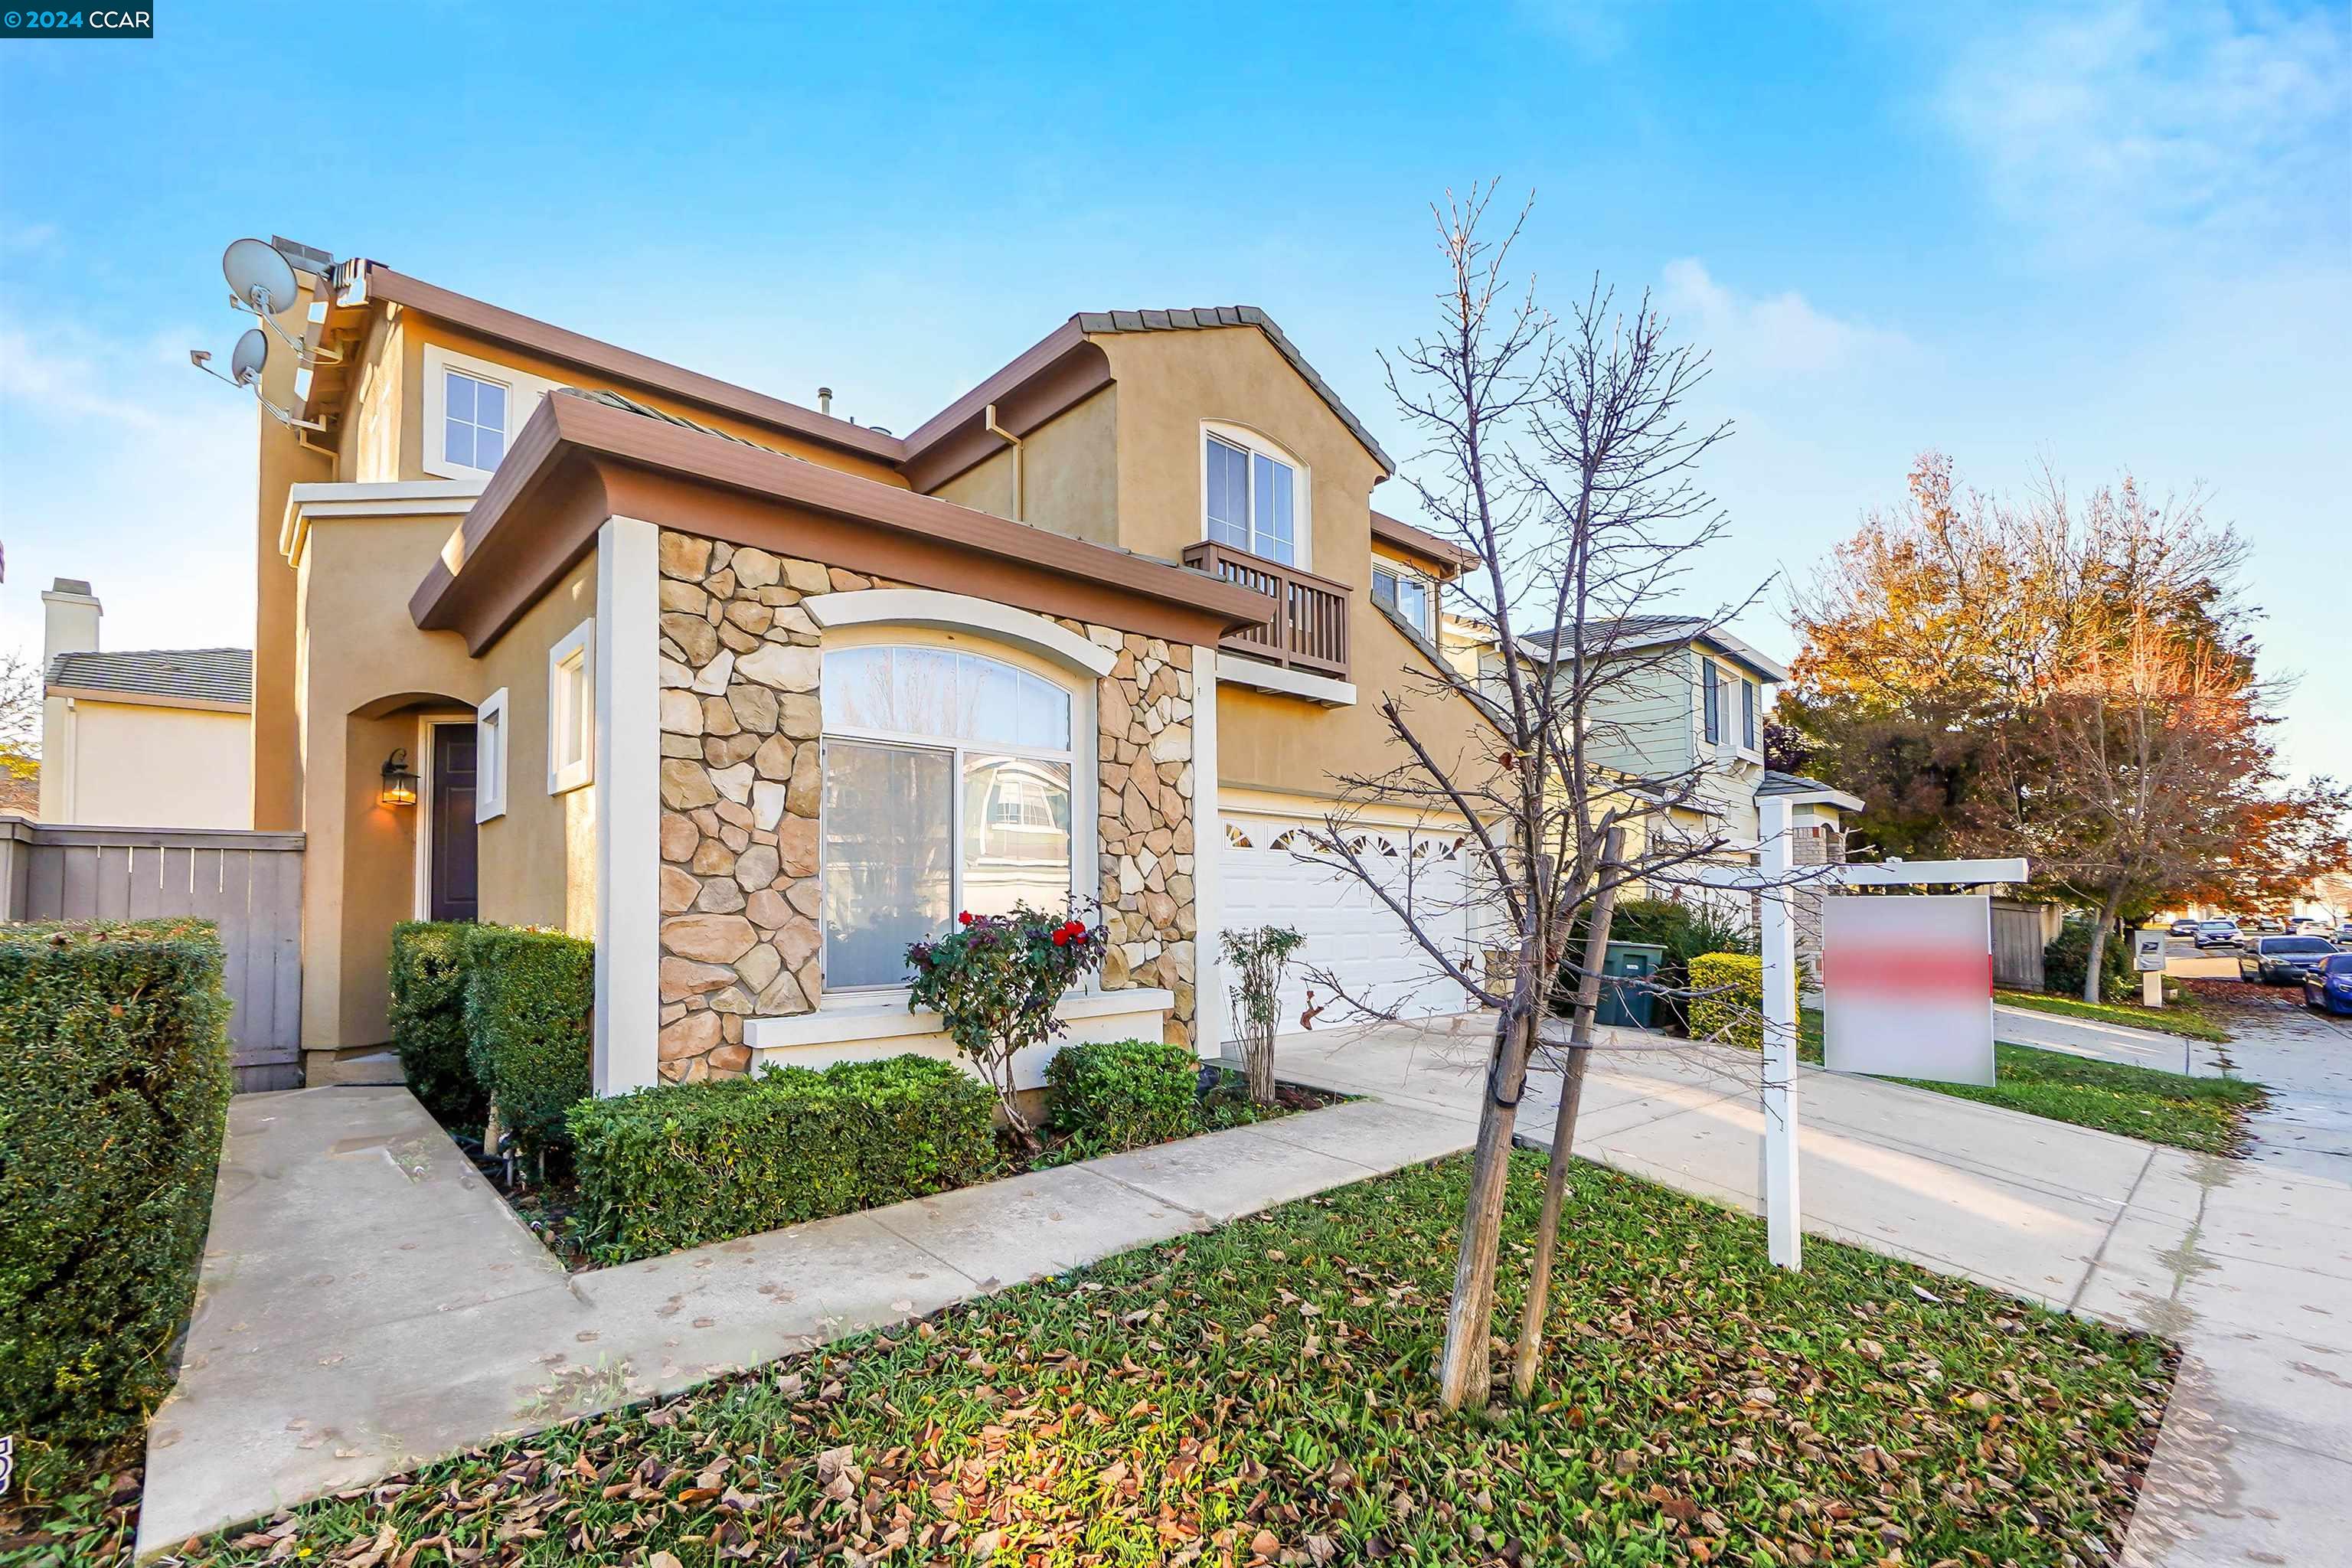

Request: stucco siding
left=929, top=386, right=1119, bottom=548
left=472, top=552, right=601, bottom=937
left=45, top=701, right=250, bottom=829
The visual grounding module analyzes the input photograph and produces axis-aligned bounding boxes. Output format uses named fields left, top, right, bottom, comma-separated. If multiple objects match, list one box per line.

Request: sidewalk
left=136, top=1086, right=1472, bottom=1560
left=1272, top=1016, right=2352, bottom=1568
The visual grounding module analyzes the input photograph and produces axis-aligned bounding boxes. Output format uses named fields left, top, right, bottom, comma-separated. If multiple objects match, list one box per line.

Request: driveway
left=1271, top=1013, right=2352, bottom=1568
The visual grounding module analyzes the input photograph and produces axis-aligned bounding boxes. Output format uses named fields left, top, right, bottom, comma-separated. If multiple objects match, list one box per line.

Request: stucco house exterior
left=244, top=243, right=1504, bottom=1089
left=38, top=577, right=254, bottom=830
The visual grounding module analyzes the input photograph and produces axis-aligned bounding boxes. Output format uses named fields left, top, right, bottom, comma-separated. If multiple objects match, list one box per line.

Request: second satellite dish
left=223, top=238, right=299, bottom=318
left=229, top=327, right=269, bottom=385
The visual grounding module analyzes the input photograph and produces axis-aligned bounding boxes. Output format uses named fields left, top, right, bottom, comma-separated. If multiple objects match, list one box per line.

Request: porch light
left=380, top=748, right=419, bottom=807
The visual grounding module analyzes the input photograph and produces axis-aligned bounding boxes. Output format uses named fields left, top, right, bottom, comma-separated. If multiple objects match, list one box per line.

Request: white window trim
left=547, top=618, right=596, bottom=795
left=1371, top=559, right=1436, bottom=638
left=815, top=626, right=1099, bottom=1000
left=475, top=687, right=510, bottom=823
left=1200, top=420, right=1312, bottom=571
left=411, top=711, right=478, bottom=922
left=421, top=344, right=559, bottom=481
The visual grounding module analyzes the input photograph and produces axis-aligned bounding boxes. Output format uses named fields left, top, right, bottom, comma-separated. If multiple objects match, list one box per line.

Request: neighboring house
left=244, top=246, right=1503, bottom=1088
left=37, top=577, right=253, bottom=829
left=1440, top=614, right=1863, bottom=918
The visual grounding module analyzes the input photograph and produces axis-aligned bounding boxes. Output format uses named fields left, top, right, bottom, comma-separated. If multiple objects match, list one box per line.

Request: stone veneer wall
left=653, top=528, right=1197, bottom=1080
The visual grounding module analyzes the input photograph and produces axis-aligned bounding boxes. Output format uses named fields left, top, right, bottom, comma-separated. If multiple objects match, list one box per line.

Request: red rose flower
left=959, top=911, right=974, bottom=925
left=1051, top=929, right=1068, bottom=946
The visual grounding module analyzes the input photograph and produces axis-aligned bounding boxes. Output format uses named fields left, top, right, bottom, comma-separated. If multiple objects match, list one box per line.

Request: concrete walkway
left=1270, top=1017, right=2352, bottom=1568
left=136, top=1086, right=1471, bottom=1559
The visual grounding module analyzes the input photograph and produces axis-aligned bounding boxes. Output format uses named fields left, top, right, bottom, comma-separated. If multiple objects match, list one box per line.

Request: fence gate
left=2, top=818, right=305, bottom=1092
left=1990, top=900, right=2056, bottom=991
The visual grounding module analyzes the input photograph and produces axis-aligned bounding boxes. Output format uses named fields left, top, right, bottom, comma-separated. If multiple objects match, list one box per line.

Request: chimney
left=817, top=386, right=833, bottom=416
left=41, top=577, right=100, bottom=665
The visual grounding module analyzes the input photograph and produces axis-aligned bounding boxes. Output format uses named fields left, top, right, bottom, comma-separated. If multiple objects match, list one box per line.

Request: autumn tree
left=1786, top=456, right=2350, bottom=984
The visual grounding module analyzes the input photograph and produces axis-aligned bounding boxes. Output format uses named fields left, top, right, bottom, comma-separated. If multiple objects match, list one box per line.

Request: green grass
left=115, top=1154, right=2169, bottom=1568
left=1994, top=988, right=2230, bottom=1044
left=1800, top=1011, right=2266, bottom=1157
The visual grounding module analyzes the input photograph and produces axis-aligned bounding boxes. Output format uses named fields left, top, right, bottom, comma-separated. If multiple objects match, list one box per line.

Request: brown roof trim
left=1371, top=510, right=1479, bottom=576
left=898, top=320, right=1112, bottom=492
left=363, top=266, right=908, bottom=465
left=413, top=390, right=1275, bottom=655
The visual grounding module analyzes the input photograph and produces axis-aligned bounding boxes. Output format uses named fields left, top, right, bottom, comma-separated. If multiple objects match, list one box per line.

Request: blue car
left=2304, top=952, right=2352, bottom=1016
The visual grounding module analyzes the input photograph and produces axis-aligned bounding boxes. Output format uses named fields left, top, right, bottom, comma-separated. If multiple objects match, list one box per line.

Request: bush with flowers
left=905, top=900, right=1107, bottom=1145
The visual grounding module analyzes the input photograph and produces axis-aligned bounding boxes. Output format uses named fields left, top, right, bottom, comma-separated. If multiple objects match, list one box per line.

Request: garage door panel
left=1220, top=815, right=1478, bottom=1027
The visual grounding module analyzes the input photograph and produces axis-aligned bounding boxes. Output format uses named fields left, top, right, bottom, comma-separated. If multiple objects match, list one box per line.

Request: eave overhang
left=411, top=390, right=1275, bottom=657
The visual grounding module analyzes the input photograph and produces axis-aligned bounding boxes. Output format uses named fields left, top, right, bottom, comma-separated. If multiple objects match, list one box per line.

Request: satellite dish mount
left=190, top=326, right=326, bottom=431
left=221, top=237, right=341, bottom=365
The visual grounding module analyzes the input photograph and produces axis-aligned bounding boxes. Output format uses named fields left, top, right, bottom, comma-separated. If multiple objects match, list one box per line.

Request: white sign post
left=1699, top=802, right=2025, bottom=1272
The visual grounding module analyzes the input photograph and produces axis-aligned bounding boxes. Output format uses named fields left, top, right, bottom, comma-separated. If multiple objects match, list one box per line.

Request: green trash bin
left=1597, top=941, right=1666, bottom=1029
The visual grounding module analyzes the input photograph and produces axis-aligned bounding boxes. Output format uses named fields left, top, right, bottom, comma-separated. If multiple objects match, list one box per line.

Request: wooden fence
left=1991, top=899, right=2064, bottom=992
left=1, top=815, right=305, bottom=1092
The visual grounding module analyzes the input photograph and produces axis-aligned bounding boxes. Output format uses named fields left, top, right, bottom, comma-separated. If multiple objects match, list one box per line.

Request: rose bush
left=906, top=901, right=1107, bottom=1144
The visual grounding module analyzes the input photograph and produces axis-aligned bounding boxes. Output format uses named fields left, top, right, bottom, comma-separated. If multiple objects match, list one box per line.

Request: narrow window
left=1701, top=657, right=1721, bottom=744
left=1742, top=678, right=1759, bottom=750
left=475, top=687, right=510, bottom=822
left=547, top=621, right=594, bottom=794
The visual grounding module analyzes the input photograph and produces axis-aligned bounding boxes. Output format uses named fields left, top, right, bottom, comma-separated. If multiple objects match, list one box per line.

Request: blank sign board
left=1821, top=893, right=1996, bottom=1086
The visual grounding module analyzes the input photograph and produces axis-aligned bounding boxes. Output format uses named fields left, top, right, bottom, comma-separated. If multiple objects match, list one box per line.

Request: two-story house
left=1443, top=615, right=1861, bottom=913
left=240, top=241, right=1504, bottom=1090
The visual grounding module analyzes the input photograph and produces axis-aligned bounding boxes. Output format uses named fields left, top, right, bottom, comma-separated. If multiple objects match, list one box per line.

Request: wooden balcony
left=1181, top=541, right=1351, bottom=681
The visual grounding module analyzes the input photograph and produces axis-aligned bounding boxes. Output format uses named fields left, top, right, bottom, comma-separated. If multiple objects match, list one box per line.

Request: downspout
left=984, top=403, right=1024, bottom=521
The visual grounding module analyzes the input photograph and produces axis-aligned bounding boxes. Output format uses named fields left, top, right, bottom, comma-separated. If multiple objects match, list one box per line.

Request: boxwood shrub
left=0, top=918, right=233, bottom=1446
left=464, top=925, right=593, bottom=1163
left=1687, top=951, right=1765, bottom=1050
left=567, top=1054, right=995, bottom=1263
left=387, top=920, right=484, bottom=1126
left=1045, top=1038, right=1201, bottom=1155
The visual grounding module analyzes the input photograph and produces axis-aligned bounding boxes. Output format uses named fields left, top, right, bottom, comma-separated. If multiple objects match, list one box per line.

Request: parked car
left=2193, top=920, right=2243, bottom=949
left=2240, top=934, right=2338, bottom=985
left=2304, top=952, right=2352, bottom=1016
left=2337, top=923, right=2352, bottom=947
left=2245, top=914, right=2286, bottom=933
left=2167, top=917, right=2200, bottom=936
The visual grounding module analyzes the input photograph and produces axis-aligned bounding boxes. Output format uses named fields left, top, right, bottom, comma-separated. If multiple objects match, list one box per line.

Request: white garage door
left=1219, top=815, right=1482, bottom=1029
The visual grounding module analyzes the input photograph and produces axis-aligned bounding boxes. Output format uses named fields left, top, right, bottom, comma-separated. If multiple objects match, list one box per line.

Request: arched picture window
left=819, top=645, right=1077, bottom=990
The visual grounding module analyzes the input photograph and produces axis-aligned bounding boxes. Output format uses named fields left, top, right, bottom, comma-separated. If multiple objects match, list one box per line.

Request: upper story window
left=820, top=644, right=1078, bottom=991
left=1700, top=656, right=1722, bottom=744
left=1202, top=425, right=1305, bottom=567
left=423, top=345, right=557, bottom=480
left=443, top=369, right=508, bottom=472
left=1372, top=563, right=1433, bottom=637
left=1742, top=677, right=1759, bottom=750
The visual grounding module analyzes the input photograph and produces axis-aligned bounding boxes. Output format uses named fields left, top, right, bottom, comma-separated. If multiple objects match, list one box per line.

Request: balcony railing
left=1181, top=541, right=1351, bottom=681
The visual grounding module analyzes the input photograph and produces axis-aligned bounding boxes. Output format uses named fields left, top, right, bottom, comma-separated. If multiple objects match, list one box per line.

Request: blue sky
left=2, top=2, right=2345, bottom=779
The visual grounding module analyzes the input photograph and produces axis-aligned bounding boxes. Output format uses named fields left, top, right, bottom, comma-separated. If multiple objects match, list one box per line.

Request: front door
left=430, top=723, right=479, bottom=923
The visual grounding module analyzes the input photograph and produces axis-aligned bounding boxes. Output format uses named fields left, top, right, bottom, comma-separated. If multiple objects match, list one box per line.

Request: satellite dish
left=223, top=238, right=299, bottom=318
left=229, top=327, right=269, bottom=386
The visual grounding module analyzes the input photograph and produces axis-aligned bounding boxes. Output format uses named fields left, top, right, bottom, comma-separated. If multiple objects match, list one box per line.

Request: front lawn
left=1994, top=988, right=2230, bottom=1044
left=1799, top=1011, right=2266, bottom=1157
left=152, top=1153, right=2170, bottom=1567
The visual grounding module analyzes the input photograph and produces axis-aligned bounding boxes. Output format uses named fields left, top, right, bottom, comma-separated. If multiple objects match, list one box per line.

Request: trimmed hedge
left=567, top=1054, right=996, bottom=1263
left=387, top=920, right=484, bottom=1126
left=464, top=925, right=594, bottom=1163
left=1046, top=1038, right=1200, bottom=1155
left=1687, top=952, right=1765, bottom=1051
left=0, top=919, right=233, bottom=1446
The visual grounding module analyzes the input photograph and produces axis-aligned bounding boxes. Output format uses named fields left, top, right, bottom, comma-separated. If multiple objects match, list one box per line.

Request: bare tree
left=1293, top=187, right=1770, bottom=1410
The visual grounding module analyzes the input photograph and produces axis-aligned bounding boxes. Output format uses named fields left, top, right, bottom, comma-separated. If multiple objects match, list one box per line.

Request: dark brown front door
left=430, top=723, right=479, bottom=923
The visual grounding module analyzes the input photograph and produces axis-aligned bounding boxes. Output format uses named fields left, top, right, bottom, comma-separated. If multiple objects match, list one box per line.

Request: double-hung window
left=1204, top=431, right=1297, bottom=565
left=1742, top=678, right=1759, bottom=751
left=819, top=645, right=1077, bottom=991
left=1700, top=656, right=1722, bottom=744
left=1371, top=564, right=1433, bottom=637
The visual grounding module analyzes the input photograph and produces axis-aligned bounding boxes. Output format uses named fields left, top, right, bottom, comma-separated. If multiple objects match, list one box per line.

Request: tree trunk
left=1436, top=994, right=1537, bottom=1412
left=1512, top=830, right=1625, bottom=1400
left=2082, top=882, right=2128, bottom=1004
left=1245, top=1014, right=1276, bottom=1106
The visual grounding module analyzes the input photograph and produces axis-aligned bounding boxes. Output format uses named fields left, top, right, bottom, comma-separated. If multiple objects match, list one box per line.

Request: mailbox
left=2134, top=928, right=2168, bottom=972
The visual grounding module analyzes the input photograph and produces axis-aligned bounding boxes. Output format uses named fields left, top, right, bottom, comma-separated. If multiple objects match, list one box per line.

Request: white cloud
left=1936, top=0, right=2350, bottom=261
left=1658, top=258, right=1914, bottom=376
